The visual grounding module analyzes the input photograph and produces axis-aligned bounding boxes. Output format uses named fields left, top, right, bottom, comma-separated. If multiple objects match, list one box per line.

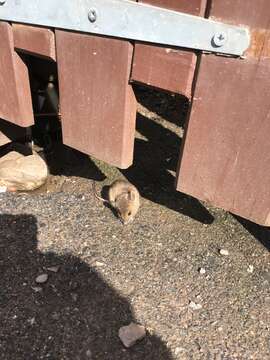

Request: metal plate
left=0, top=0, right=250, bottom=56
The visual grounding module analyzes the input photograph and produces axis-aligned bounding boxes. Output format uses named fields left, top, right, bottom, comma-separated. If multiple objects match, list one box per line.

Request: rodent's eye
left=128, top=211, right=132, bottom=216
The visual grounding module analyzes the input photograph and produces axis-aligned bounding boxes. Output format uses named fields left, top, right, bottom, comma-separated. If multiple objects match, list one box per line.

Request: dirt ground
left=0, top=86, right=269, bottom=359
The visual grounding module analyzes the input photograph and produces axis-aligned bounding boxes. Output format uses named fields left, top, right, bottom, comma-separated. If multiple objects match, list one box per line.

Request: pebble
left=247, top=265, right=254, bottom=273
left=199, top=267, right=206, bottom=274
left=118, top=322, right=146, bottom=348
left=47, top=266, right=60, bottom=273
left=28, top=317, right=35, bottom=325
left=31, top=286, right=43, bottom=293
left=219, top=249, right=229, bottom=256
left=94, top=261, right=105, bottom=267
left=175, top=347, right=185, bottom=355
left=71, top=293, right=78, bottom=302
left=35, top=274, right=48, bottom=284
left=86, top=350, right=92, bottom=358
left=189, top=301, right=202, bottom=310
left=51, top=312, right=60, bottom=320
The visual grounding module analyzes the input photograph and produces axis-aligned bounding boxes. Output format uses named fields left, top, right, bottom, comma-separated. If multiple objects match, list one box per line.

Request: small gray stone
left=28, top=317, right=35, bottom=325
left=31, top=286, right=43, bottom=293
left=86, top=350, right=92, bottom=358
left=71, top=293, right=78, bottom=302
left=51, top=312, right=60, bottom=320
left=47, top=266, right=60, bottom=273
left=35, top=274, right=48, bottom=284
left=119, top=322, right=146, bottom=348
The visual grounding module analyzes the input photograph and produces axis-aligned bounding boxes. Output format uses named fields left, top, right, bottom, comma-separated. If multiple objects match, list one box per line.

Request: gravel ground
left=0, top=86, right=269, bottom=359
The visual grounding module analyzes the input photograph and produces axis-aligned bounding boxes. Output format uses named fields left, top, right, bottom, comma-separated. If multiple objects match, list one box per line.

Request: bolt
left=88, top=9, right=97, bottom=23
left=212, top=32, right=227, bottom=47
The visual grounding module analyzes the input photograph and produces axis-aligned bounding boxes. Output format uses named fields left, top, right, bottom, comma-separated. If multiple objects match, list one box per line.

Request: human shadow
left=0, top=214, right=173, bottom=360
left=234, top=215, right=270, bottom=251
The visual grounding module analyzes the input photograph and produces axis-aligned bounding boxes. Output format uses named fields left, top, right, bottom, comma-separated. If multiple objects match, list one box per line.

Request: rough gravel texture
left=0, top=86, right=269, bottom=360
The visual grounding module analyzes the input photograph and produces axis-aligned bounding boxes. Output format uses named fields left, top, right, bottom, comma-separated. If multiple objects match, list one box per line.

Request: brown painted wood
left=131, top=0, right=207, bottom=97
left=13, top=24, right=56, bottom=61
left=56, top=31, right=137, bottom=169
left=177, top=0, right=270, bottom=226
left=0, top=22, right=34, bottom=127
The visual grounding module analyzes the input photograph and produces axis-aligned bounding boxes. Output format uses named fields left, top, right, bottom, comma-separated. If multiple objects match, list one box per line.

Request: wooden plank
left=176, top=0, right=270, bottom=226
left=0, top=22, right=34, bottom=127
left=13, top=24, right=56, bottom=61
left=55, top=31, right=137, bottom=169
left=131, top=0, right=207, bottom=97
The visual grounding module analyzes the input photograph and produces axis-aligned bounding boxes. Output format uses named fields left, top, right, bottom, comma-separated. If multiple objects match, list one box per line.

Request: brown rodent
left=92, top=179, right=140, bottom=224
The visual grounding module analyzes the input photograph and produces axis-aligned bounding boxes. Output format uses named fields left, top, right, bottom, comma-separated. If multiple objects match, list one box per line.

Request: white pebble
left=219, top=249, right=229, bottom=256
left=199, top=267, right=206, bottom=274
left=35, top=274, right=48, bottom=284
left=189, top=301, right=202, bottom=310
left=247, top=265, right=254, bottom=273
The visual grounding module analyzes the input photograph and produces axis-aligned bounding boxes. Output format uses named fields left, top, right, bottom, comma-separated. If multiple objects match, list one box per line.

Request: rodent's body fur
left=93, top=179, right=140, bottom=224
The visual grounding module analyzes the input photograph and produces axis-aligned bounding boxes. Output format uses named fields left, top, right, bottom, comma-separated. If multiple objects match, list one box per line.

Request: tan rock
left=0, top=151, right=48, bottom=191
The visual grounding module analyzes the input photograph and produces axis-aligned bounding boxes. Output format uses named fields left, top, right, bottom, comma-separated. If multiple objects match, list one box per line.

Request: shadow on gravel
left=235, top=216, right=270, bottom=251
left=133, top=84, right=188, bottom=128
left=121, top=86, right=214, bottom=225
left=121, top=114, right=214, bottom=225
left=0, top=214, right=173, bottom=360
left=43, top=143, right=106, bottom=182
left=29, top=82, right=214, bottom=225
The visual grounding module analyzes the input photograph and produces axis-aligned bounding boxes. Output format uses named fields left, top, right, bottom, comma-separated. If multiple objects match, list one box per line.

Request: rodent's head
left=115, top=191, right=139, bottom=225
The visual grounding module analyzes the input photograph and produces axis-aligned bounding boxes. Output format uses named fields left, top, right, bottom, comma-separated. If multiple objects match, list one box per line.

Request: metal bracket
left=0, top=0, right=250, bottom=56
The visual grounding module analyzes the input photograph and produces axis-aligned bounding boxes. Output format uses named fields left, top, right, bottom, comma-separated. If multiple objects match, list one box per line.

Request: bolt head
left=88, top=9, right=97, bottom=23
left=213, top=32, right=227, bottom=47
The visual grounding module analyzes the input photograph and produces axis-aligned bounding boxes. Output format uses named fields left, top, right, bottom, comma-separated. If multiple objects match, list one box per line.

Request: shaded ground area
left=0, top=86, right=269, bottom=359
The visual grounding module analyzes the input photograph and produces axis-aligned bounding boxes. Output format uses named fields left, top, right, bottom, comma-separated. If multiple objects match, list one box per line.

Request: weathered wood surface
left=56, top=31, right=136, bottom=168
left=131, top=0, right=207, bottom=96
left=177, top=0, right=270, bottom=226
left=0, top=22, right=34, bottom=127
left=13, top=24, right=56, bottom=61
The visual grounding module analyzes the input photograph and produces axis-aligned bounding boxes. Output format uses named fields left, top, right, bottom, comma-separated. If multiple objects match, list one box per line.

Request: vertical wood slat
left=0, top=22, right=34, bottom=127
left=13, top=24, right=56, bottom=61
left=131, top=0, right=207, bottom=97
left=177, top=0, right=270, bottom=226
left=56, top=31, right=137, bottom=169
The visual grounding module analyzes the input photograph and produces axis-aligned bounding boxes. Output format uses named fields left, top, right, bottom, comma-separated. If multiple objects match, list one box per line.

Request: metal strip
left=0, top=0, right=250, bottom=56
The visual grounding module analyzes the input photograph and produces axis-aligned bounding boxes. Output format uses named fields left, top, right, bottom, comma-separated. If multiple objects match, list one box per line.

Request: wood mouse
left=92, top=179, right=140, bottom=225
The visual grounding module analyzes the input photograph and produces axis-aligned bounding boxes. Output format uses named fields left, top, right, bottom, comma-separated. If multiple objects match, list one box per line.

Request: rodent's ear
left=128, top=190, right=135, bottom=201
